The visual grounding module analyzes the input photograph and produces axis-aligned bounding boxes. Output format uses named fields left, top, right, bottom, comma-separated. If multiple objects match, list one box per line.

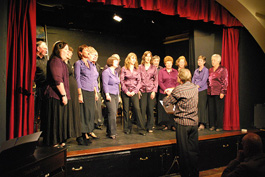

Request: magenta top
left=158, top=68, right=179, bottom=94
left=138, top=64, right=158, bottom=93
left=120, top=66, right=141, bottom=94
left=207, top=65, right=228, bottom=95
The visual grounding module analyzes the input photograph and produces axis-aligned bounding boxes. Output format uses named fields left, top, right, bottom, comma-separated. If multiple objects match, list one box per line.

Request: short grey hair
left=211, top=54, right=221, bottom=63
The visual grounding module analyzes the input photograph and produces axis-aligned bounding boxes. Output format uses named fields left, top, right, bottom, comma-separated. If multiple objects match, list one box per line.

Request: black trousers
left=175, top=124, right=199, bottom=177
left=198, top=90, right=208, bottom=126
left=105, top=94, right=119, bottom=136
left=121, top=92, right=145, bottom=132
left=80, top=90, right=95, bottom=133
left=94, top=92, right=104, bottom=126
left=140, top=92, right=155, bottom=130
left=208, top=95, right=225, bottom=129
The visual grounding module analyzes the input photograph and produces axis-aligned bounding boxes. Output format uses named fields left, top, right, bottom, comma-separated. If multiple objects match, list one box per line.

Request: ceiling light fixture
left=113, top=14, right=122, bottom=22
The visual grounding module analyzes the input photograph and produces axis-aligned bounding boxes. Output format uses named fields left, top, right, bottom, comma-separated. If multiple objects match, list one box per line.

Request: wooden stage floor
left=65, top=123, right=259, bottom=158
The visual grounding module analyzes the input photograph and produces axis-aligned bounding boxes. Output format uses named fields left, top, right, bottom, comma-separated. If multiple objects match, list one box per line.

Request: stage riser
left=67, top=145, right=178, bottom=177
left=66, top=131, right=265, bottom=177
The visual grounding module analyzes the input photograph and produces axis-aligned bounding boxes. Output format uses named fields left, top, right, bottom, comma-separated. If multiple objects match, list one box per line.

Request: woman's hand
left=106, top=93, right=111, bottom=102
left=220, top=93, right=224, bottom=99
left=150, top=92, right=156, bottom=100
left=95, top=92, right=98, bottom=101
left=78, top=94, right=84, bottom=103
left=126, top=92, right=131, bottom=97
left=62, top=96, right=68, bottom=105
left=138, top=91, right=142, bottom=99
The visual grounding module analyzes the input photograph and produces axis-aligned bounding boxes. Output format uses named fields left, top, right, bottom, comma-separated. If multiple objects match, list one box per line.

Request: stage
left=66, top=123, right=244, bottom=157
left=64, top=120, right=265, bottom=177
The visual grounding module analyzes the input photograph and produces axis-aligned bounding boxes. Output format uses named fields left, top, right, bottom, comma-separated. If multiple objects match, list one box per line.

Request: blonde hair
left=141, top=51, right=153, bottom=64
left=124, top=52, right=138, bottom=70
left=175, top=56, right=188, bottom=67
left=163, top=56, right=173, bottom=64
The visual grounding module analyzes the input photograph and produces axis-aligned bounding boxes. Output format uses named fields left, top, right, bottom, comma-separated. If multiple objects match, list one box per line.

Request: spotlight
left=113, top=14, right=122, bottom=22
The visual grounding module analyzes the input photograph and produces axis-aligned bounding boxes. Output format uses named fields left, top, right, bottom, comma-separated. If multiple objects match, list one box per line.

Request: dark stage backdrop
left=45, top=26, right=164, bottom=67
left=194, top=27, right=222, bottom=69
left=239, top=28, right=265, bottom=129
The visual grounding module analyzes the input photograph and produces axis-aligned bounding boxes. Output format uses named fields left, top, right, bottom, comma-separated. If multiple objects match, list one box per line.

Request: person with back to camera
left=192, top=55, right=209, bottom=130
left=102, top=56, right=120, bottom=139
left=120, top=52, right=146, bottom=136
left=222, top=133, right=265, bottom=177
left=74, top=45, right=99, bottom=146
left=158, top=56, right=179, bottom=131
left=42, top=41, right=70, bottom=147
left=138, top=51, right=158, bottom=133
left=163, top=68, right=199, bottom=177
left=207, top=54, right=228, bottom=132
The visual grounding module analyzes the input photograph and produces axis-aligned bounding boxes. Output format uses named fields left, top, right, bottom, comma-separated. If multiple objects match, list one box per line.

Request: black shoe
left=139, top=132, right=146, bottom=136
left=95, top=125, right=103, bottom=130
left=124, top=131, right=131, bottom=135
left=76, top=137, right=90, bottom=146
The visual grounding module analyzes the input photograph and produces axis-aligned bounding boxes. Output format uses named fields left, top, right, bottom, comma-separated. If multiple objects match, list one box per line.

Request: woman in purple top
left=207, top=54, right=228, bottom=131
left=102, top=56, right=120, bottom=139
left=42, top=41, right=70, bottom=147
left=158, top=56, right=179, bottom=131
left=192, top=55, right=209, bottom=130
left=120, top=52, right=146, bottom=135
left=139, top=51, right=158, bottom=133
left=74, top=45, right=99, bottom=145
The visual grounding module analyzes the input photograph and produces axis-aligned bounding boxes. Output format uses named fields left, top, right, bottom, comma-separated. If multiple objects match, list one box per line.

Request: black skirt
left=42, top=97, right=68, bottom=146
left=67, top=75, right=82, bottom=138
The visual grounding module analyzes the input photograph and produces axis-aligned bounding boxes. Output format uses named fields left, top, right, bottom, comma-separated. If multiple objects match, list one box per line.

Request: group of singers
left=35, top=40, right=228, bottom=147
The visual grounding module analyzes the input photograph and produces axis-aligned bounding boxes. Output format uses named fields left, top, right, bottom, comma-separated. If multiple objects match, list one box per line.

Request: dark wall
left=239, top=28, right=265, bottom=129
left=194, top=26, right=222, bottom=69
left=46, top=26, right=163, bottom=67
left=0, top=0, right=8, bottom=144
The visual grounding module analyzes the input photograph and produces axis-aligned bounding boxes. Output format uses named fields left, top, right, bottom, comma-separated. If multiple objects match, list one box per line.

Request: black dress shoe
left=139, top=132, right=146, bottom=136
left=76, top=137, right=91, bottom=146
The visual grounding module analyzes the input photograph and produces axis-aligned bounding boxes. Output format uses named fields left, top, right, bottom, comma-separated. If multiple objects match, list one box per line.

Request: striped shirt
left=163, top=81, right=198, bottom=126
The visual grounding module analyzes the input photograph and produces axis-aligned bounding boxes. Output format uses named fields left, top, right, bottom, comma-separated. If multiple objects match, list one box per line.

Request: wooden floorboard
left=67, top=129, right=260, bottom=158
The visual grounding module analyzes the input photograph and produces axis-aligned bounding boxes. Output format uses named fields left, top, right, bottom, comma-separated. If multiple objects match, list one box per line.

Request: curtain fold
left=6, top=0, right=36, bottom=139
left=87, top=0, right=243, bottom=27
left=222, top=28, right=240, bottom=130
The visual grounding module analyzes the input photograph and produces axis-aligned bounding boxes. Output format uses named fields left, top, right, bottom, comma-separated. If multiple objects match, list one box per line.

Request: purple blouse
left=102, top=67, right=120, bottom=95
left=74, top=59, right=99, bottom=92
left=207, top=65, right=228, bottom=95
left=46, top=56, right=70, bottom=100
left=192, top=66, right=209, bottom=92
left=120, top=66, right=141, bottom=94
left=158, top=68, right=179, bottom=94
left=139, top=64, right=158, bottom=93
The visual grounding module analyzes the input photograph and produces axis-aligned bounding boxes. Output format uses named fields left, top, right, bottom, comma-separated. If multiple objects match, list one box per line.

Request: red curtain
left=222, top=28, right=240, bottom=130
left=6, top=0, right=36, bottom=139
left=87, top=0, right=243, bottom=27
